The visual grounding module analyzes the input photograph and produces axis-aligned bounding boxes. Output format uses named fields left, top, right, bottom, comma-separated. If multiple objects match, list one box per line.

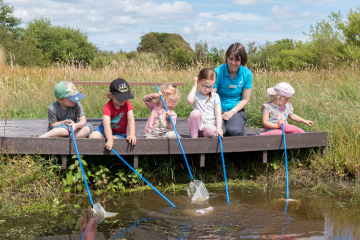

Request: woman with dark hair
left=213, top=42, right=252, bottom=136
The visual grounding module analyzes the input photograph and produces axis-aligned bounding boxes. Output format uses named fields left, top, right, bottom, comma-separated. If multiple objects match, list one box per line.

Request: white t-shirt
left=192, top=91, right=221, bottom=128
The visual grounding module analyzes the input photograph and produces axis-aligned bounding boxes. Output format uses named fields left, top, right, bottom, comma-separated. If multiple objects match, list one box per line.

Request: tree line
left=1, top=0, right=359, bottom=70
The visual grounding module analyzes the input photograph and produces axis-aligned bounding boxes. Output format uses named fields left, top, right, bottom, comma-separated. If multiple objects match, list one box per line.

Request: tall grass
left=0, top=55, right=359, bottom=179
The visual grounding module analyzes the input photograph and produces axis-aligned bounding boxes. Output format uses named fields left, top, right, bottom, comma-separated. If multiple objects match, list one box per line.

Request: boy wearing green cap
left=39, top=81, right=93, bottom=138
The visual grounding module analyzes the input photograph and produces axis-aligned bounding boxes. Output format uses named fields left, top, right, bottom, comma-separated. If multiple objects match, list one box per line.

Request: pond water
left=1, top=186, right=359, bottom=239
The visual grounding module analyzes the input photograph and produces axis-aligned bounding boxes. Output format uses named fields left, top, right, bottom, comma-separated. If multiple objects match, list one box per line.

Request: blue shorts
left=94, top=123, right=127, bottom=139
left=52, top=123, right=94, bottom=137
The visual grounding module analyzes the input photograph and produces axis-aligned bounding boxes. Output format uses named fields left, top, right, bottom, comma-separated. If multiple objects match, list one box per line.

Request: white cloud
left=12, top=0, right=193, bottom=36
left=271, top=5, right=295, bottom=19
left=291, top=24, right=304, bottom=29
left=226, top=17, right=236, bottom=23
left=193, top=22, right=223, bottom=32
left=200, top=12, right=271, bottom=22
left=262, top=24, right=286, bottom=31
left=86, top=27, right=111, bottom=34
left=112, top=40, right=126, bottom=45
left=142, top=28, right=150, bottom=34
left=177, top=26, right=193, bottom=36
left=233, top=0, right=258, bottom=6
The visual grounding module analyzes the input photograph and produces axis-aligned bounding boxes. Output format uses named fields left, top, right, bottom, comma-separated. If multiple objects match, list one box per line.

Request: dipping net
left=92, top=203, right=118, bottom=219
left=187, top=180, right=209, bottom=201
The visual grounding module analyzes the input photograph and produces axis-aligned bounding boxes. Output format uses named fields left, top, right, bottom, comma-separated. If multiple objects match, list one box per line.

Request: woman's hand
left=222, top=111, right=235, bottom=121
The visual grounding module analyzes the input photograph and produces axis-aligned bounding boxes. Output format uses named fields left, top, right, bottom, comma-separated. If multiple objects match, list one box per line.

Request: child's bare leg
left=40, top=128, right=69, bottom=138
left=73, top=126, right=91, bottom=138
left=89, top=131, right=104, bottom=138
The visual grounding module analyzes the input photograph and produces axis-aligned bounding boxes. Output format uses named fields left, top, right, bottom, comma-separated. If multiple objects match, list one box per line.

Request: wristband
left=231, top=108, right=237, bottom=114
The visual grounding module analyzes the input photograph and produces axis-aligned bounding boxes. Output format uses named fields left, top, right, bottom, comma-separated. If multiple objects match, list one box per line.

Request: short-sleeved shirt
left=261, top=102, right=293, bottom=132
left=214, top=64, right=252, bottom=112
left=47, top=101, right=85, bottom=131
left=103, top=100, right=133, bottom=135
left=193, top=91, right=221, bottom=127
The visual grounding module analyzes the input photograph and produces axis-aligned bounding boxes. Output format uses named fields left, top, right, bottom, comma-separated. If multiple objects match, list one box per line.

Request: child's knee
left=89, top=131, right=103, bottom=138
left=203, top=125, right=216, bottom=137
left=164, top=131, right=177, bottom=139
left=189, top=109, right=202, bottom=119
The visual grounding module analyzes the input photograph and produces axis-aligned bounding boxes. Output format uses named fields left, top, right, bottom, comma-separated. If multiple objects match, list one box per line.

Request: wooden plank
left=0, top=118, right=263, bottom=138
left=72, top=82, right=185, bottom=86
left=0, top=132, right=327, bottom=156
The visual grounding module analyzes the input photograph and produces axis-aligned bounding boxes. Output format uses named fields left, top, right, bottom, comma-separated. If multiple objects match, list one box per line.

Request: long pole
left=154, top=84, right=193, bottom=180
left=111, top=148, right=177, bottom=208
left=219, top=136, right=230, bottom=203
left=69, top=120, right=94, bottom=206
left=281, top=124, right=289, bottom=199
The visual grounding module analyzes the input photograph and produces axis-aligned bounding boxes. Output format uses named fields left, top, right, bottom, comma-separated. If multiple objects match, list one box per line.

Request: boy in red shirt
left=89, top=78, right=136, bottom=149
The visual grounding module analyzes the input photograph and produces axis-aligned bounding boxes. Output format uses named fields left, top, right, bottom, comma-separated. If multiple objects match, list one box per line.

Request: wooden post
left=263, top=151, right=268, bottom=163
left=194, top=154, right=205, bottom=167
left=61, top=155, right=67, bottom=169
left=322, top=147, right=327, bottom=157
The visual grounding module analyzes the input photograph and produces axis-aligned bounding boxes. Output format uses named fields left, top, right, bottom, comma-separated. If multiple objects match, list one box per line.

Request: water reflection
left=1, top=187, right=359, bottom=239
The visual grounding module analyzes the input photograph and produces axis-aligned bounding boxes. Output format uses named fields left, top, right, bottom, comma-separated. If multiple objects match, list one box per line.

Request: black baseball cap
left=110, top=78, right=134, bottom=102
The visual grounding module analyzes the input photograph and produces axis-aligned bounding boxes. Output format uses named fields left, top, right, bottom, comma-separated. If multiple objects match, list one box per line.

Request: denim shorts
left=52, top=123, right=94, bottom=137
left=94, top=123, right=127, bottom=139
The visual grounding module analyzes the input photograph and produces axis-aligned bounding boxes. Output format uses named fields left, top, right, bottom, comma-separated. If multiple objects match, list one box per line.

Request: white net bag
left=93, top=203, right=118, bottom=218
left=187, top=180, right=209, bottom=202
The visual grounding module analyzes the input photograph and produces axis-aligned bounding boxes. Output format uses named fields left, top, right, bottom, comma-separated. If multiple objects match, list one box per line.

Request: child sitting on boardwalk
left=89, top=78, right=136, bottom=149
left=40, top=81, right=93, bottom=138
left=259, top=82, right=313, bottom=135
left=143, top=83, right=181, bottom=138
left=187, top=68, right=223, bottom=138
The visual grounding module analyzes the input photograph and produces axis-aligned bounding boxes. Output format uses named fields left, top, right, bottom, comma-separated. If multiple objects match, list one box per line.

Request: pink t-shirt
left=103, top=100, right=133, bottom=135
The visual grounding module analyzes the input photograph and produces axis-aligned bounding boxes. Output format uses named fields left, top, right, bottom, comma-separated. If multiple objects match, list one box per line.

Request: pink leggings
left=260, top=124, right=305, bottom=135
left=189, top=110, right=216, bottom=138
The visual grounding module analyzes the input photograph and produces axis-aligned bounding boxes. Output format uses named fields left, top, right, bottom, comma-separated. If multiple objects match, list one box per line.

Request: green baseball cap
left=54, top=81, right=85, bottom=102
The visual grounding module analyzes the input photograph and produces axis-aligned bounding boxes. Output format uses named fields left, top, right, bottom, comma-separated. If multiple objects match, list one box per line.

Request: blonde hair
left=156, top=83, right=181, bottom=107
left=198, top=68, right=217, bottom=103
left=266, top=94, right=285, bottom=106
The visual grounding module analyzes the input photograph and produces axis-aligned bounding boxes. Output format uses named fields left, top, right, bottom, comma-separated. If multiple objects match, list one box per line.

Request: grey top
left=47, top=101, right=85, bottom=131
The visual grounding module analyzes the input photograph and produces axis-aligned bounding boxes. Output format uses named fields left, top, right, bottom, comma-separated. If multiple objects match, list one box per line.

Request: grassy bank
left=0, top=56, right=360, bottom=214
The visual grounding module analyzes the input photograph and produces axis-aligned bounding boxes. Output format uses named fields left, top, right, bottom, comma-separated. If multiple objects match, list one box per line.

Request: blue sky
left=10, top=0, right=359, bottom=52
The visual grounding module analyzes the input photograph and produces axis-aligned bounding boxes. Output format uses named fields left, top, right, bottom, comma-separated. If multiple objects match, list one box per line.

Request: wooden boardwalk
left=0, top=118, right=327, bottom=169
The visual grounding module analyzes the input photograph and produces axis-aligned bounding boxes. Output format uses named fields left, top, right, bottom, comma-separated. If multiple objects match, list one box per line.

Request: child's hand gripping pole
left=154, top=84, right=193, bottom=180
left=69, top=119, right=94, bottom=207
